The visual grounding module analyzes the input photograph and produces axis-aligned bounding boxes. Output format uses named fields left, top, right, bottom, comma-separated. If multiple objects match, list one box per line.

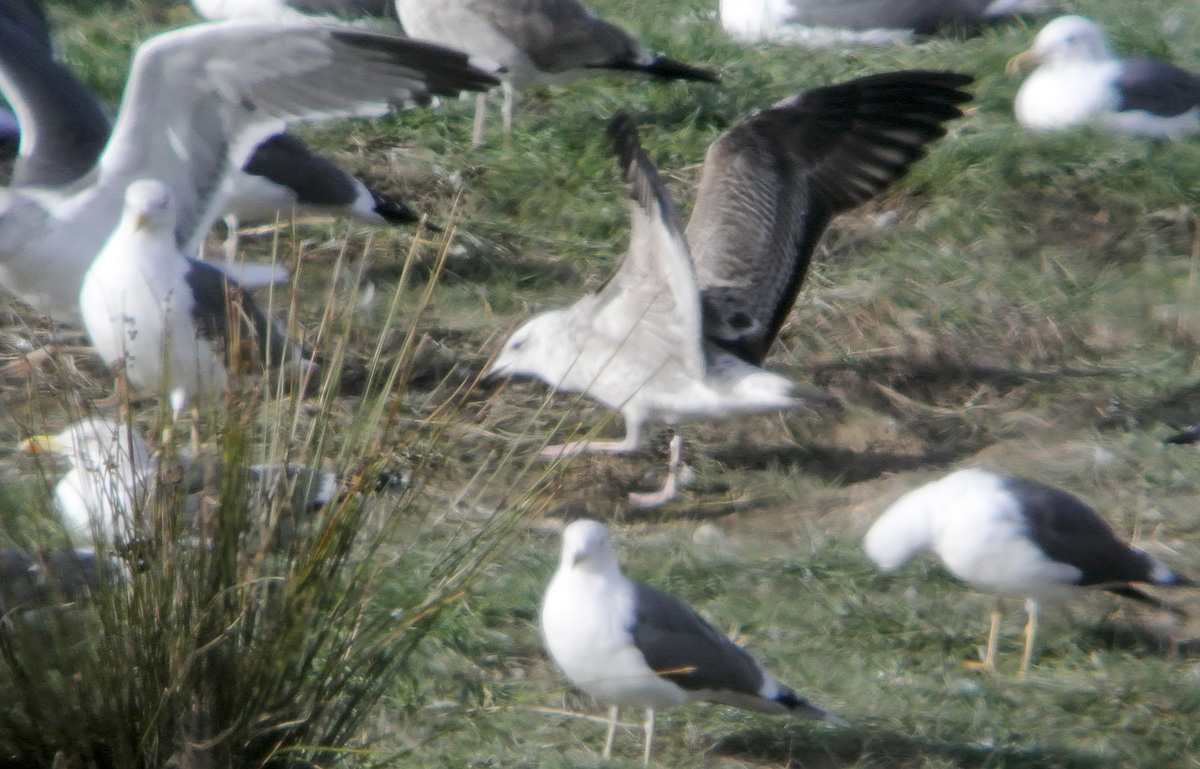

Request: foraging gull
left=864, top=468, right=1192, bottom=674
left=0, top=6, right=433, bottom=269
left=394, top=0, right=719, bottom=146
left=720, top=0, right=1048, bottom=46
left=0, top=19, right=499, bottom=323
left=23, top=416, right=338, bottom=549
left=80, top=179, right=303, bottom=415
left=487, top=72, right=971, bottom=507
left=1011, top=15, right=1200, bottom=138
left=542, top=519, right=836, bottom=763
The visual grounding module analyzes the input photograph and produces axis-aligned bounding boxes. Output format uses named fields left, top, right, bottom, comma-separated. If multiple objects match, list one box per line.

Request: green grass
left=5, top=0, right=1200, bottom=765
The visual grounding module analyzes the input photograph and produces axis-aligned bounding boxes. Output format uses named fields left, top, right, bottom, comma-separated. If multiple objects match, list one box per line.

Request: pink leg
left=628, top=433, right=683, bottom=509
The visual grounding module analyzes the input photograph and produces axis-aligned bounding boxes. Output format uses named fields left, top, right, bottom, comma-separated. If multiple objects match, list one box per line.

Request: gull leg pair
left=470, top=82, right=516, bottom=147
left=601, top=705, right=657, bottom=765
left=963, top=598, right=1040, bottom=675
left=541, top=426, right=683, bottom=508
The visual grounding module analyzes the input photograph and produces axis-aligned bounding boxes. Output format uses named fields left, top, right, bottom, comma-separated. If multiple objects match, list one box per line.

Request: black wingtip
left=1106, top=584, right=1190, bottom=617
left=1164, top=424, right=1200, bottom=445
left=642, top=55, right=720, bottom=83
left=370, top=190, right=422, bottom=225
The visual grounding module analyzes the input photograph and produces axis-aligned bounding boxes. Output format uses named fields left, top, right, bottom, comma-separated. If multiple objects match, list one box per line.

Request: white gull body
left=542, top=519, right=833, bottom=763
left=1013, top=15, right=1200, bottom=138
left=24, top=418, right=153, bottom=547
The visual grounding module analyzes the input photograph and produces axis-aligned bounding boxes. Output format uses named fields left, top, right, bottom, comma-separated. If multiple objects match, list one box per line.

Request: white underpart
left=80, top=181, right=229, bottom=413
left=542, top=522, right=690, bottom=709
left=41, top=420, right=154, bottom=548
left=1015, top=59, right=1124, bottom=130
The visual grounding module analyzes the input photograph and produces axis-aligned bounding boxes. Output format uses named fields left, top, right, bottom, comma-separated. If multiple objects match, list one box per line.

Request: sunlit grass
left=4, top=0, right=1200, bottom=766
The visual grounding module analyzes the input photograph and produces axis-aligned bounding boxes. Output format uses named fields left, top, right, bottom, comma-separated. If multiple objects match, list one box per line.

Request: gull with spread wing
left=0, top=18, right=499, bottom=324
left=487, top=71, right=972, bottom=507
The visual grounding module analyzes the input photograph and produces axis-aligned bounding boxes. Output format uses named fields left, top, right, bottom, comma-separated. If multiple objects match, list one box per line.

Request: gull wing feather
left=1115, top=58, right=1200, bottom=118
left=96, top=21, right=500, bottom=254
left=686, top=70, right=972, bottom=365
left=573, top=113, right=704, bottom=382
left=0, top=7, right=112, bottom=187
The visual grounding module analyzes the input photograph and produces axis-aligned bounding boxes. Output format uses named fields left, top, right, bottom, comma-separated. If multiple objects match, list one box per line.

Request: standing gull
left=864, top=468, right=1192, bottom=674
left=721, top=0, right=1047, bottom=46
left=80, top=179, right=302, bottom=415
left=487, top=71, right=972, bottom=507
left=394, top=0, right=719, bottom=146
left=0, top=5, right=434, bottom=268
left=0, top=20, right=500, bottom=323
left=1011, top=15, right=1200, bottom=138
left=542, top=520, right=837, bottom=764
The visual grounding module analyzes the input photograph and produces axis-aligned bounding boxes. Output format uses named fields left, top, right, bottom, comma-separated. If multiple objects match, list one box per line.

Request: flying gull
left=542, top=519, right=837, bottom=764
left=80, top=179, right=305, bottom=415
left=0, top=5, right=433, bottom=266
left=23, top=416, right=338, bottom=550
left=0, top=19, right=500, bottom=323
left=1011, top=15, right=1200, bottom=138
left=487, top=71, right=972, bottom=507
left=864, top=468, right=1192, bottom=675
left=193, top=0, right=398, bottom=22
left=720, top=0, right=1049, bottom=46
left=394, top=0, right=719, bottom=146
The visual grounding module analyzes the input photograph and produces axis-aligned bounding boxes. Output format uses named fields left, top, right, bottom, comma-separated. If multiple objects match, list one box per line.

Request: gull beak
left=133, top=212, right=150, bottom=231
left=478, top=359, right=508, bottom=386
left=1006, top=49, right=1039, bottom=74
left=21, top=434, right=56, bottom=454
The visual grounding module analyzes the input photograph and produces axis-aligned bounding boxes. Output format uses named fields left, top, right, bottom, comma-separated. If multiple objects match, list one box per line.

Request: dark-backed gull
left=542, top=519, right=837, bottom=763
left=487, top=72, right=971, bottom=507
left=0, top=19, right=499, bottom=323
left=864, top=468, right=1192, bottom=674
left=80, top=179, right=303, bottom=414
left=394, top=0, right=718, bottom=146
left=1011, top=15, right=1200, bottom=138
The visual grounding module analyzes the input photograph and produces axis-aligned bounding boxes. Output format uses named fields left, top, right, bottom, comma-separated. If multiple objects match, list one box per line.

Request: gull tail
left=1107, top=585, right=1191, bottom=618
